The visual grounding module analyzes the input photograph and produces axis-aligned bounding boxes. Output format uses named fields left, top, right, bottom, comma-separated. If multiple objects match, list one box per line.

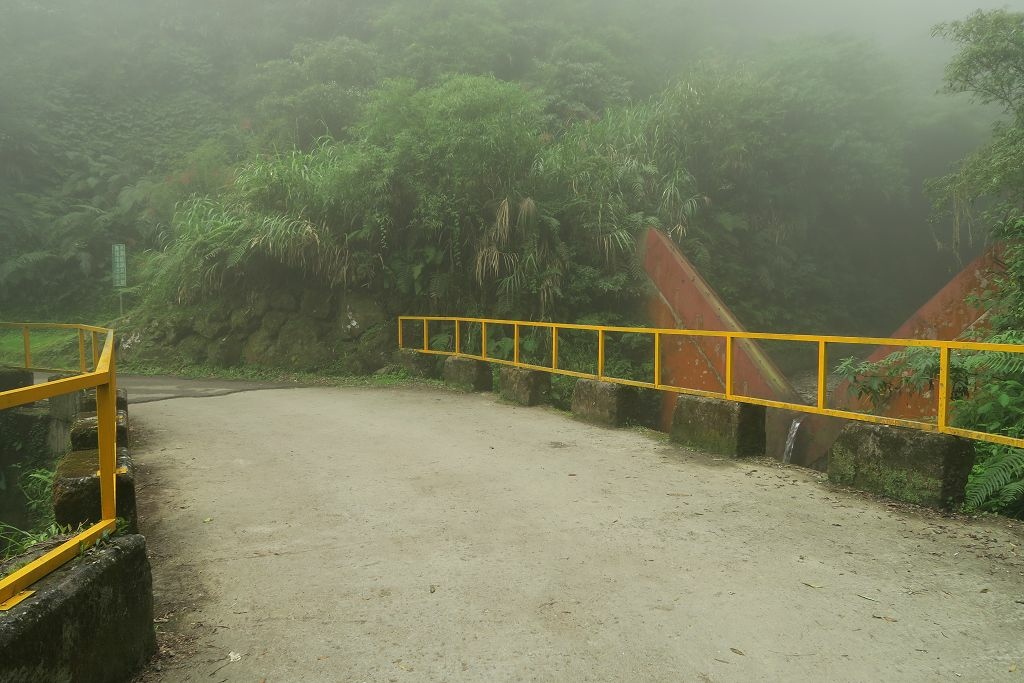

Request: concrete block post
left=827, top=423, right=975, bottom=509
left=443, top=357, right=493, bottom=392
left=53, top=447, right=138, bottom=532
left=571, top=379, right=630, bottom=427
left=396, top=349, right=442, bottom=379
left=0, top=535, right=156, bottom=681
left=71, top=410, right=130, bottom=451
left=498, top=367, right=550, bottom=406
left=81, top=387, right=129, bottom=414
left=670, top=394, right=766, bottom=457
left=0, top=369, right=32, bottom=393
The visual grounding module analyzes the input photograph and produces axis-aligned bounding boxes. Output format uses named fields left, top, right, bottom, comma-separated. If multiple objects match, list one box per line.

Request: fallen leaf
left=856, top=594, right=879, bottom=603
left=203, top=518, right=213, bottom=524
left=228, top=652, right=242, bottom=662
left=1009, top=663, right=1017, bottom=673
left=802, top=583, right=824, bottom=589
left=730, top=648, right=745, bottom=656
left=872, top=615, right=898, bottom=623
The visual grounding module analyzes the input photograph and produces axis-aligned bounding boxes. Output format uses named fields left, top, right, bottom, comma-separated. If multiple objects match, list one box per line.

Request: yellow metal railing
left=398, top=316, right=1024, bottom=451
left=0, top=322, right=119, bottom=610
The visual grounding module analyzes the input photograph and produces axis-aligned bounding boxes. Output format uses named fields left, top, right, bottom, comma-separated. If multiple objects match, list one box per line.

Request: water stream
left=783, top=416, right=805, bottom=464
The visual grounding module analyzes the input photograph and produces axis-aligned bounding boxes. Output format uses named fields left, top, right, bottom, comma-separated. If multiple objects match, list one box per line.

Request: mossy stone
left=827, top=423, right=974, bottom=509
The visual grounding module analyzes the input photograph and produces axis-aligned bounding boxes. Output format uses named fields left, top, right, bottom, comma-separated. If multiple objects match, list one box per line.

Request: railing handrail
left=398, top=315, right=1024, bottom=451
left=398, top=316, right=1024, bottom=354
left=0, top=322, right=119, bottom=610
left=0, top=321, right=111, bottom=334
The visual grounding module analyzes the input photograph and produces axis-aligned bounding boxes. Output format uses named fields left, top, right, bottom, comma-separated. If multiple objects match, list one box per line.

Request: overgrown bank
left=3, top=0, right=985, bottom=337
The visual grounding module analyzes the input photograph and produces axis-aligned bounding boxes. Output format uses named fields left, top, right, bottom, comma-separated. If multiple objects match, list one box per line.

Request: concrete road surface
left=118, top=375, right=301, bottom=404
left=131, top=382, right=1024, bottom=682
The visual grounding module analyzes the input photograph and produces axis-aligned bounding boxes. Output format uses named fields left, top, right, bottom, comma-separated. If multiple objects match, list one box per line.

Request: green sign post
left=112, top=244, right=127, bottom=314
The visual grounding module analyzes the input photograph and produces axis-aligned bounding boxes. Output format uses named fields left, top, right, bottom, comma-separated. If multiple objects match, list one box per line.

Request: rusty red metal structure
left=641, top=229, right=1003, bottom=469
left=643, top=230, right=805, bottom=459
left=796, top=249, right=1004, bottom=469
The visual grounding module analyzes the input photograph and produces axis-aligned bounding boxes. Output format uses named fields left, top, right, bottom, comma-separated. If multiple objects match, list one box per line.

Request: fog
left=708, top=0, right=1023, bottom=40
left=696, top=0, right=1024, bottom=86
left=3, top=0, right=1022, bottom=335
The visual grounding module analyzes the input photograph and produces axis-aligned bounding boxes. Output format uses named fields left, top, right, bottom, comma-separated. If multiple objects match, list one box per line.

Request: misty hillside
left=1, top=1, right=1024, bottom=515
left=0, top=0, right=1016, bottom=328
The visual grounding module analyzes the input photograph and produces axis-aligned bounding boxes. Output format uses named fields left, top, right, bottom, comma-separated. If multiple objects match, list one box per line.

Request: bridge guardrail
left=398, top=316, right=1024, bottom=451
left=0, top=322, right=119, bottom=610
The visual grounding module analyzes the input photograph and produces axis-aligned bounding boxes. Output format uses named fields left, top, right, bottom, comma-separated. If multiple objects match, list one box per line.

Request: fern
left=965, top=447, right=1024, bottom=511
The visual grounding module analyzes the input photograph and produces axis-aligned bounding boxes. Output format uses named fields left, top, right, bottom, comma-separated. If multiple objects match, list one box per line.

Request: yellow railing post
left=481, top=322, right=488, bottom=359
left=423, top=319, right=429, bottom=352
left=597, top=329, right=606, bottom=379
left=455, top=320, right=461, bottom=355
left=551, top=326, right=559, bottom=371
left=724, top=335, right=734, bottom=399
left=22, top=326, right=31, bottom=369
left=513, top=324, right=520, bottom=365
left=91, top=331, right=100, bottom=369
left=397, top=318, right=404, bottom=349
left=817, top=340, right=829, bottom=410
left=78, top=329, right=87, bottom=372
left=95, top=340, right=117, bottom=521
left=654, top=332, right=661, bottom=387
left=938, top=346, right=951, bottom=431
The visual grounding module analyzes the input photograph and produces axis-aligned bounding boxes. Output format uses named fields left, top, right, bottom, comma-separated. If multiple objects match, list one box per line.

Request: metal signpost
left=112, top=244, right=127, bottom=315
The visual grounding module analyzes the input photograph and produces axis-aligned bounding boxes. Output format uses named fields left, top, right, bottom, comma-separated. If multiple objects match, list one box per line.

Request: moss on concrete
left=827, top=423, right=974, bottom=509
left=498, top=367, right=550, bottom=406
left=571, top=380, right=631, bottom=427
left=443, top=357, right=493, bottom=392
left=53, top=447, right=137, bottom=533
left=397, top=349, right=442, bottom=378
left=670, top=395, right=765, bottom=457
left=0, top=369, right=32, bottom=393
left=0, top=535, right=156, bottom=682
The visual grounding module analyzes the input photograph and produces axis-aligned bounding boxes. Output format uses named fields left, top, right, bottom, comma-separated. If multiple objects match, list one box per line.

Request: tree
left=929, top=11, right=1024, bottom=515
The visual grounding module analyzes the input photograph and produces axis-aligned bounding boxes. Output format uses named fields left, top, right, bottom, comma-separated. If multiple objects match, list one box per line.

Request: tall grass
left=0, top=467, right=72, bottom=562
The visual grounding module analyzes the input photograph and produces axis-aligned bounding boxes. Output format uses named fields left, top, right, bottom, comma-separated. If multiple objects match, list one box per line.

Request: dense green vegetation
left=840, top=9, right=1024, bottom=516
left=0, top=468, right=72, bottom=562
left=2, top=2, right=1022, bottom=515
left=931, top=10, right=1024, bottom=517
left=0, top=0, right=987, bottom=335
